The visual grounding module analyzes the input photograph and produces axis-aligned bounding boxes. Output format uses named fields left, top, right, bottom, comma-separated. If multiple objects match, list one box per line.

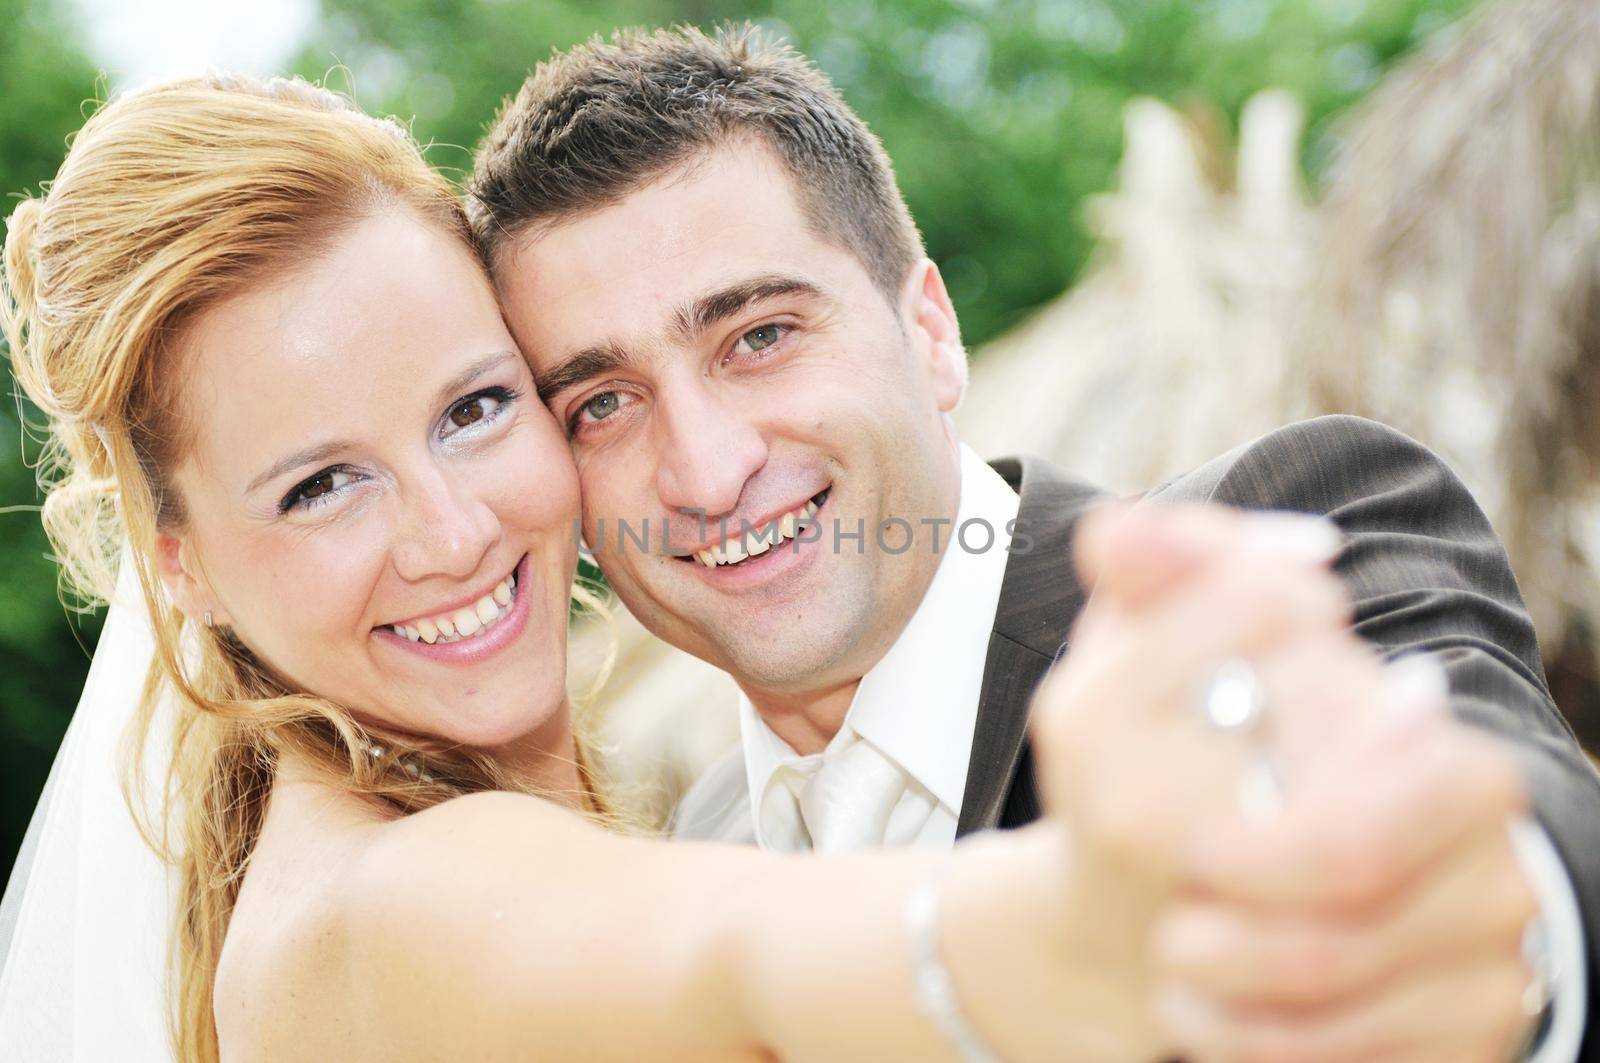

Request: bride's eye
left=441, top=387, right=517, bottom=440
left=280, top=467, right=360, bottom=513
left=448, top=396, right=497, bottom=428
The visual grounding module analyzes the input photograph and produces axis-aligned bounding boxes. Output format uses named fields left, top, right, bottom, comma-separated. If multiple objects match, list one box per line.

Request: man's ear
left=903, top=258, right=967, bottom=413
left=154, top=532, right=231, bottom=627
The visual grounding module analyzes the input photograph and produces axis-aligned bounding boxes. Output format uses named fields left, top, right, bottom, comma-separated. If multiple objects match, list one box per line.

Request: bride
left=0, top=72, right=1366, bottom=1061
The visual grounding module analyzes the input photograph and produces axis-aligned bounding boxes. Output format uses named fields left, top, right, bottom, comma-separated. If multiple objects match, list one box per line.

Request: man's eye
left=583, top=392, right=622, bottom=421
left=737, top=324, right=785, bottom=354
left=568, top=390, right=638, bottom=437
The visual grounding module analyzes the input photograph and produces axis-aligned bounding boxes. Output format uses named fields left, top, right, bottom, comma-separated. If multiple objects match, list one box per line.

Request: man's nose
left=652, top=381, right=768, bottom=519
left=391, top=466, right=499, bottom=583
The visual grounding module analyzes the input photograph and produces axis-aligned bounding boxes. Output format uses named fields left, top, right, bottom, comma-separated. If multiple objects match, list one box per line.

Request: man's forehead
left=502, top=146, right=816, bottom=301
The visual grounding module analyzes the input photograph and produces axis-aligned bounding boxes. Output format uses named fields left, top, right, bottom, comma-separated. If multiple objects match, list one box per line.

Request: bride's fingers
left=1245, top=633, right=1392, bottom=776
left=1155, top=954, right=1532, bottom=1063
left=1075, top=503, right=1344, bottom=613
left=1073, top=503, right=1231, bottom=610
left=1036, top=595, right=1391, bottom=891
left=1042, top=549, right=1353, bottom=747
left=1183, top=716, right=1524, bottom=920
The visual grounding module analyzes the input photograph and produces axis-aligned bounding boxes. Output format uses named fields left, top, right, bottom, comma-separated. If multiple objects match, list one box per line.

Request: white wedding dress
left=0, top=559, right=178, bottom=1059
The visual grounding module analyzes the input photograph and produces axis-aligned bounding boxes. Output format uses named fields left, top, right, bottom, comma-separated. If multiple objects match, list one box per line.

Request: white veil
left=0, top=556, right=177, bottom=1059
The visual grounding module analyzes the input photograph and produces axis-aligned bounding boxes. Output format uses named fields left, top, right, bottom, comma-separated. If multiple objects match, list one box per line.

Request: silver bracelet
left=906, top=867, right=1002, bottom=1063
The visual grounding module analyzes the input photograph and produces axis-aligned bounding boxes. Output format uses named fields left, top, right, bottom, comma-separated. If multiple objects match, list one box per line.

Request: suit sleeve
left=1182, top=414, right=1600, bottom=1058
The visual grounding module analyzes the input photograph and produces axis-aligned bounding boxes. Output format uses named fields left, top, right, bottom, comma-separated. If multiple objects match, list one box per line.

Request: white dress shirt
left=670, top=445, right=1585, bottom=1060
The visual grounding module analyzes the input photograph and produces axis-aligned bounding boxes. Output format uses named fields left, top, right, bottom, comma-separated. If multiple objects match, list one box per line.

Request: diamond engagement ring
left=1195, top=658, right=1284, bottom=822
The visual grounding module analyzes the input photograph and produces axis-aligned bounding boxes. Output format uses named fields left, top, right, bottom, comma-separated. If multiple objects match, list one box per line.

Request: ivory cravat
left=757, top=730, right=938, bottom=851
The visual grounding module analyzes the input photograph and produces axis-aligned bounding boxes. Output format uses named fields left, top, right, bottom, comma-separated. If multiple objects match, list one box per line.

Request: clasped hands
left=1031, top=504, right=1543, bottom=1063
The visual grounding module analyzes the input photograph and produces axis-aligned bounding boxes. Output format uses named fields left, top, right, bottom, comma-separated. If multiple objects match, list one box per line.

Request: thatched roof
left=968, top=0, right=1600, bottom=743
left=1298, top=0, right=1600, bottom=669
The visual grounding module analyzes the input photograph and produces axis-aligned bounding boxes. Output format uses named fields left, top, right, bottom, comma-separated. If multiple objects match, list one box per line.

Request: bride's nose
left=390, top=466, right=498, bottom=582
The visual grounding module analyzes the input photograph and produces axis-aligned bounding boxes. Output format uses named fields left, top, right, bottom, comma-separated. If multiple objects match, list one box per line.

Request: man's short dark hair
left=468, top=24, right=924, bottom=301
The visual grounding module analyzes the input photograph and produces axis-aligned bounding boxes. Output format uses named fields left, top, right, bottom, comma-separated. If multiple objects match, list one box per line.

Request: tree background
left=1, top=0, right=1484, bottom=880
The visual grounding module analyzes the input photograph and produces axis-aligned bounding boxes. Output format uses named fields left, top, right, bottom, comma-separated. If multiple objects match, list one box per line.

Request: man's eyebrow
left=535, top=339, right=637, bottom=405
left=533, top=275, right=824, bottom=406
left=246, top=350, right=516, bottom=497
left=671, top=274, right=824, bottom=343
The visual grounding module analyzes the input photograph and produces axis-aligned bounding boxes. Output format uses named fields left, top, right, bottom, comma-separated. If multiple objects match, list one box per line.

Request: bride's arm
left=315, top=791, right=1117, bottom=1062
left=246, top=508, right=1349, bottom=1062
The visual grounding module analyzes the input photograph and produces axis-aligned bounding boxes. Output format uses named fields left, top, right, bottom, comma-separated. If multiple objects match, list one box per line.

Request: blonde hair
left=2, top=74, right=612, bottom=1061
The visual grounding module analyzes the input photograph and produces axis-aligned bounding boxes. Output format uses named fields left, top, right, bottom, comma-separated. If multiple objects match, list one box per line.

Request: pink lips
left=374, top=555, right=534, bottom=667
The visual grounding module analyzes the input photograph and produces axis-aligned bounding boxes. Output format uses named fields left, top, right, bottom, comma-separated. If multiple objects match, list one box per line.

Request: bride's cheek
left=506, top=447, right=582, bottom=537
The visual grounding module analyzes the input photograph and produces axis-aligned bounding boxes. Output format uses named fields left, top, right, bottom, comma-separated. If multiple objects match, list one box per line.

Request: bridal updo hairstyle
left=2, top=75, right=606, bottom=1061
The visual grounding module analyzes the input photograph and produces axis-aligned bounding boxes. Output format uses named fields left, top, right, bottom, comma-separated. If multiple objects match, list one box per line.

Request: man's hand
left=1030, top=503, right=1543, bottom=1063
left=1153, top=664, right=1540, bottom=1063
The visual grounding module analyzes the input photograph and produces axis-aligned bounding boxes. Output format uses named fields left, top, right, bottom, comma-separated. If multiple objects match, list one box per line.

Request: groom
left=471, top=25, right=1600, bottom=1059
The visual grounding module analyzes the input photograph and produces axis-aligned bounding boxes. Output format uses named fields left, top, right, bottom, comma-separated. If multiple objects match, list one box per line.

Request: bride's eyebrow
left=245, top=350, right=519, bottom=496
left=432, top=350, right=518, bottom=409
left=247, top=440, right=352, bottom=495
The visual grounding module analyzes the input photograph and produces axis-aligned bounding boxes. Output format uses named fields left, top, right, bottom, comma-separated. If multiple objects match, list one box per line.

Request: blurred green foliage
left=1, top=0, right=110, bottom=882
left=293, top=0, right=1481, bottom=343
left=2, top=0, right=1483, bottom=880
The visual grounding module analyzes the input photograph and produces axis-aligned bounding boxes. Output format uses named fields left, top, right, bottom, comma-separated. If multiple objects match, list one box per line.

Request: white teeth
left=453, top=607, right=482, bottom=638
left=390, top=566, right=521, bottom=646
left=701, top=492, right=828, bottom=568
left=475, top=595, right=498, bottom=625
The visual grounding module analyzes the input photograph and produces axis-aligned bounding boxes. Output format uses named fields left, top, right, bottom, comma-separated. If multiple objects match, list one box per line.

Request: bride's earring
left=203, top=610, right=214, bottom=628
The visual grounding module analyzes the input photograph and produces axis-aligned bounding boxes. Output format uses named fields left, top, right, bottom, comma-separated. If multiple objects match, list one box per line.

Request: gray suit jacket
left=961, top=415, right=1600, bottom=1057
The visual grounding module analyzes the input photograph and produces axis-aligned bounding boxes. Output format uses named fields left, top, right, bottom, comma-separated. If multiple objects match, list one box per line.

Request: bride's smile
left=378, top=553, right=521, bottom=646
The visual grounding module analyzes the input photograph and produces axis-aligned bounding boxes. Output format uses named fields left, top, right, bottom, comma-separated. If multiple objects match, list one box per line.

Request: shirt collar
left=737, top=443, right=1022, bottom=828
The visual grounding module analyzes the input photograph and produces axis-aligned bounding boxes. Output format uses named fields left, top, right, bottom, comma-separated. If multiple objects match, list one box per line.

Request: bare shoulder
left=334, top=790, right=595, bottom=970
left=216, top=785, right=593, bottom=1060
left=213, top=774, right=393, bottom=1058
